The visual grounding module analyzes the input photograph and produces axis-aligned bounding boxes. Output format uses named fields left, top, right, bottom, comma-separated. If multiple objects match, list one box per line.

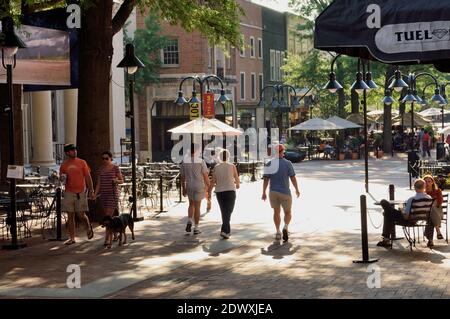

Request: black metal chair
left=399, top=198, right=434, bottom=251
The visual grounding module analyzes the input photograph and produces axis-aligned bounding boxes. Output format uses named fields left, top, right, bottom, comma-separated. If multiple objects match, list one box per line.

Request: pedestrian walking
left=422, top=130, right=431, bottom=158
left=209, top=149, right=240, bottom=239
left=94, top=150, right=124, bottom=246
left=60, top=144, right=95, bottom=245
left=262, top=144, right=300, bottom=241
left=180, top=143, right=210, bottom=235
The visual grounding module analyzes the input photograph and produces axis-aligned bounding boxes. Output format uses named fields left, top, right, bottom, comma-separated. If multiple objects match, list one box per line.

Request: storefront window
left=237, top=109, right=256, bottom=131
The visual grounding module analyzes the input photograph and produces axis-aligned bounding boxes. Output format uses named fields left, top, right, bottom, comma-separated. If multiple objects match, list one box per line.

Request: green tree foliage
left=123, top=13, right=167, bottom=94
left=1, top=0, right=243, bottom=47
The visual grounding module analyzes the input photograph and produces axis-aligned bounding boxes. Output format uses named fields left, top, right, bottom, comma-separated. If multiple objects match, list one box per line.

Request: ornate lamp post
left=1, top=17, right=27, bottom=250
left=117, top=43, right=145, bottom=222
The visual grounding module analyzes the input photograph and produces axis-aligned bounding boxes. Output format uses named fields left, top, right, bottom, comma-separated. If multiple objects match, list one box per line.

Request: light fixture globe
left=174, top=91, right=188, bottom=105
left=365, top=72, right=378, bottom=90
left=270, top=96, right=279, bottom=109
left=117, top=43, right=145, bottom=74
left=217, top=89, right=230, bottom=104
left=388, top=70, right=409, bottom=92
left=401, top=90, right=417, bottom=104
left=351, top=72, right=370, bottom=94
left=431, top=88, right=445, bottom=105
left=412, top=90, right=423, bottom=104
left=292, top=96, right=300, bottom=108
left=323, top=72, right=343, bottom=93
left=382, top=90, right=395, bottom=105
left=189, top=91, right=201, bottom=104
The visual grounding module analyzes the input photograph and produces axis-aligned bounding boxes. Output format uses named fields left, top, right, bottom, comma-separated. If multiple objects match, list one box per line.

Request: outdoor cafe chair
left=395, top=198, right=434, bottom=251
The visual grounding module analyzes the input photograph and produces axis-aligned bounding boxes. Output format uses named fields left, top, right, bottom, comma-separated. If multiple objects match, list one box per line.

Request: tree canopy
left=1, top=0, right=243, bottom=47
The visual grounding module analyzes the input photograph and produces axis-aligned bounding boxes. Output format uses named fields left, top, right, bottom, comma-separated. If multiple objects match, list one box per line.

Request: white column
left=64, top=89, right=78, bottom=144
left=30, top=91, right=55, bottom=167
left=110, top=28, right=127, bottom=158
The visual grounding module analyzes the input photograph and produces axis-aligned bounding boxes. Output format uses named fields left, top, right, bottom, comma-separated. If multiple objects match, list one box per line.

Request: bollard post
left=155, top=175, right=167, bottom=214
left=353, top=195, right=379, bottom=264
left=251, top=160, right=256, bottom=182
left=176, top=175, right=185, bottom=203
left=49, top=187, right=66, bottom=241
left=389, top=184, right=395, bottom=200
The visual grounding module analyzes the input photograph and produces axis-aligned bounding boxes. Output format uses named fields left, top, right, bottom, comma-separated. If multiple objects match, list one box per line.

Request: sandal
left=87, top=226, right=94, bottom=240
left=64, top=239, right=76, bottom=245
left=376, top=240, right=391, bottom=247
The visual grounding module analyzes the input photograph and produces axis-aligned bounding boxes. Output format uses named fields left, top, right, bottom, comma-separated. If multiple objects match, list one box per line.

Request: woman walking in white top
left=209, top=149, right=240, bottom=239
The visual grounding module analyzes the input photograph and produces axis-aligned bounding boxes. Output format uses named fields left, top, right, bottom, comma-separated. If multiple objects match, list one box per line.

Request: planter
left=338, top=153, right=345, bottom=160
left=377, top=151, right=384, bottom=159
left=351, top=152, right=359, bottom=160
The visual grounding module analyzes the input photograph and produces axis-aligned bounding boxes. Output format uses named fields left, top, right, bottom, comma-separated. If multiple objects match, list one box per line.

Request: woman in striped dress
left=94, top=151, right=123, bottom=245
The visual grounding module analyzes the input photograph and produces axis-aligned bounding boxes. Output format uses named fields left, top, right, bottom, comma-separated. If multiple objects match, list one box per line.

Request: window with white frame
left=275, top=50, right=281, bottom=81
left=240, top=35, right=245, bottom=57
left=281, top=51, right=286, bottom=79
left=250, top=37, right=255, bottom=58
left=240, top=72, right=245, bottom=100
left=251, top=73, right=256, bottom=100
left=270, top=50, right=275, bottom=81
left=258, top=38, right=263, bottom=59
left=259, top=73, right=263, bottom=97
left=161, top=39, right=179, bottom=66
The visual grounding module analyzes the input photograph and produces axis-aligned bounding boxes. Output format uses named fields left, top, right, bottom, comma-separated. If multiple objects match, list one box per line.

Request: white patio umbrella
left=168, top=117, right=242, bottom=136
left=327, top=116, right=362, bottom=129
left=437, top=125, right=450, bottom=134
left=367, top=109, right=399, bottom=116
left=418, top=107, right=450, bottom=117
left=288, top=118, right=343, bottom=131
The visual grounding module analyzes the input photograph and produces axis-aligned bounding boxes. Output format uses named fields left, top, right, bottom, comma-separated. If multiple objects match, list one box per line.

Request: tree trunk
left=337, top=89, right=345, bottom=118
left=351, top=89, right=359, bottom=114
left=77, top=0, right=114, bottom=176
left=383, top=66, right=396, bottom=154
left=0, top=84, right=23, bottom=184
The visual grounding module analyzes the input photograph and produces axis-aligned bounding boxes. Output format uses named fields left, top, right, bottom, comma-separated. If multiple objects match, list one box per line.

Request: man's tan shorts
left=62, top=191, right=89, bottom=213
left=269, top=191, right=292, bottom=211
left=187, top=190, right=205, bottom=202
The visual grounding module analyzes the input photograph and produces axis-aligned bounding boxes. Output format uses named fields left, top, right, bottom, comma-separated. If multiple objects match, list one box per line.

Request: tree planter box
left=351, top=152, right=359, bottom=160
left=376, top=151, right=384, bottom=159
left=338, top=153, right=345, bottom=160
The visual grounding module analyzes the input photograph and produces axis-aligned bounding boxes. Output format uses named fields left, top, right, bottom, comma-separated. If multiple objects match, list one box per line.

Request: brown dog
left=101, top=214, right=135, bottom=248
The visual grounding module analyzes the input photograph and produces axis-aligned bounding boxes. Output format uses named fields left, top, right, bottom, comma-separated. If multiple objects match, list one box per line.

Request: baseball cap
left=275, top=144, right=286, bottom=153
left=64, top=144, right=77, bottom=152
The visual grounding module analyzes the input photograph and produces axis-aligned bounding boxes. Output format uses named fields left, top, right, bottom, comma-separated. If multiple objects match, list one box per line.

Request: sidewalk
left=1, top=153, right=450, bottom=298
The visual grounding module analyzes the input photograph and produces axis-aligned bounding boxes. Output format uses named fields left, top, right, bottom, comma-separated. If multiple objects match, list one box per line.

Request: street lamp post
left=257, top=84, right=306, bottom=137
left=1, top=17, right=27, bottom=250
left=117, top=43, right=145, bottom=222
left=440, top=83, right=450, bottom=140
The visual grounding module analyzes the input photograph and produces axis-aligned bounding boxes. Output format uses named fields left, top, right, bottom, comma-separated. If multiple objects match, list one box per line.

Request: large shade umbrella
left=288, top=118, right=343, bottom=131
left=327, top=116, right=362, bottom=129
left=392, top=114, right=431, bottom=127
left=315, top=0, right=450, bottom=71
left=368, top=110, right=399, bottom=116
left=419, top=107, right=450, bottom=117
left=346, top=113, right=376, bottom=126
left=168, top=117, right=242, bottom=136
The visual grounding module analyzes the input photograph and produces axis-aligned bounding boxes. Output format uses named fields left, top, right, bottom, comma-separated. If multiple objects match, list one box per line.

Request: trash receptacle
left=436, top=142, right=445, bottom=161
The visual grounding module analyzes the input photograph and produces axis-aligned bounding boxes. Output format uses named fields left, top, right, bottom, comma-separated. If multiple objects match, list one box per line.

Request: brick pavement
left=1, top=153, right=450, bottom=298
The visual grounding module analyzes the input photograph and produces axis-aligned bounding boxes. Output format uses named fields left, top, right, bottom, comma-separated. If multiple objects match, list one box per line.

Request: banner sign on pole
left=203, top=92, right=215, bottom=119
left=190, top=103, right=200, bottom=120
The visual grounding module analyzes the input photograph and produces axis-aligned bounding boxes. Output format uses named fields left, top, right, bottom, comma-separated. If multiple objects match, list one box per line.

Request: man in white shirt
left=377, top=179, right=432, bottom=247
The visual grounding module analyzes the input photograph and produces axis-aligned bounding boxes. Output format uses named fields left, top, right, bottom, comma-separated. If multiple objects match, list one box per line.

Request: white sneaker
left=275, top=232, right=282, bottom=240
left=220, top=232, right=230, bottom=239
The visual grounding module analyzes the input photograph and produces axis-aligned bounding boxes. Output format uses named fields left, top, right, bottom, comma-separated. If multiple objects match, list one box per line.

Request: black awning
left=315, top=0, right=450, bottom=71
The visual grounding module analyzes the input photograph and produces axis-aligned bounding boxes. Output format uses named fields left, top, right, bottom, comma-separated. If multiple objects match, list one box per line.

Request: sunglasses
left=102, top=157, right=110, bottom=160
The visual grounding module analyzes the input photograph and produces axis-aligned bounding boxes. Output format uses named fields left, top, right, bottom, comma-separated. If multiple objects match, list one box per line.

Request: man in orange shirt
left=60, top=144, right=95, bottom=245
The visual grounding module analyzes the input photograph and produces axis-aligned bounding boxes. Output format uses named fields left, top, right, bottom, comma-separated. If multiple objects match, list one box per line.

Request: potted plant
left=349, top=137, right=360, bottom=159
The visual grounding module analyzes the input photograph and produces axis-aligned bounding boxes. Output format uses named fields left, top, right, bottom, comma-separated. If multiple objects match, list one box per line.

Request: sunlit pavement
left=1, top=152, right=450, bottom=298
